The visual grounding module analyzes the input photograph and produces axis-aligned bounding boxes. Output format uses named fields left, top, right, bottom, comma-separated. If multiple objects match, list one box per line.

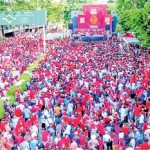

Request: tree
left=116, top=0, right=150, bottom=49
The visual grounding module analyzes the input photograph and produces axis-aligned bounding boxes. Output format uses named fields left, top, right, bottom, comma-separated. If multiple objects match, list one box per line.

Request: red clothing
left=25, top=119, right=32, bottom=128
left=15, top=117, right=25, bottom=136
left=79, top=134, right=86, bottom=145
left=134, top=147, right=142, bottom=150
left=15, top=135, right=24, bottom=145
left=0, top=122, right=5, bottom=132
left=57, top=139, right=65, bottom=149
left=62, top=136, right=70, bottom=148
left=133, top=107, right=141, bottom=116
left=142, top=122, right=148, bottom=131
left=146, top=101, right=150, bottom=109
left=122, top=126, right=130, bottom=134
left=140, top=142, right=150, bottom=150
left=97, top=123, right=105, bottom=135
left=42, top=130, right=49, bottom=142
left=14, top=108, right=22, bottom=117
left=98, top=138, right=103, bottom=150
left=104, top=117, right=111, bottom=124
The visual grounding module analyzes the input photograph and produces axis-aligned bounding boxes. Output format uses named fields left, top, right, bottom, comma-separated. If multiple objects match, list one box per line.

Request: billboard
left=78, top=4, right=112, bottom=30
left=0, top=10, right=46, bottom=25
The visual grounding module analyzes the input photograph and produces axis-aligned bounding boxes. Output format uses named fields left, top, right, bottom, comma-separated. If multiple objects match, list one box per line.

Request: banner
left=78, top=14, right=87, bottom=29
left=104, top=14, right=112, bottom=30
left=78, top=4, right=110, bottom=29
left=77, top=4, right=112, bottom=30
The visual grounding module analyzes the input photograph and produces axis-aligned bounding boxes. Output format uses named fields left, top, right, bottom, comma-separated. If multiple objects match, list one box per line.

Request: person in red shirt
left=57, top=139, right=65, bottom=150
left=79, top=132, right=87, bottom=148
left=122, top=123, right=130, bottom=144
left=98, top=135, right=103, bottom=150
left=14, top=116, right=25, bottom=136
left=42, top=130, right=49, bottom=143
left=133, top=105, right=142, bottom=121
left=140, top=140, right=150, bottom=150
left=62, top=134, right=70, bottom=148
left=15, top=133, right=24, bottom=145
left=97, top=121, right=105, bottom=135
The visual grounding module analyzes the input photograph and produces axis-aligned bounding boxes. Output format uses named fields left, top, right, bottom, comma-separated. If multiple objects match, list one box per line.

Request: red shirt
left=57, top=139, right=65, bottom=149
left=122, top=126, right=130, bottom=134
left=62, top=136, right=70, bottom=148
left=79, top=134, right=86, bottom=145
left=142, top=122, right=148, bottom=131
left=15, top=135, right=24, bottom=145
left=0, top=122, right=5, bottom=132
left=97, top=123, right=105, bottom=135
left=134, top=107, right=141, bottom=116
left=42, top=130, right=49, bottom=142
left=98, top=138, right=103, bottom=150
left=146, top=101, right=150, bottom=109
left=140, top=142, right=150, bottom=150
left=73, top=117, right=79, bottom=127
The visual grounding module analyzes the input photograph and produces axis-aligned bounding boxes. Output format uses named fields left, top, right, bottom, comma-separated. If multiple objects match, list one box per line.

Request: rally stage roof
left=123, top=37, right=139, bottom=44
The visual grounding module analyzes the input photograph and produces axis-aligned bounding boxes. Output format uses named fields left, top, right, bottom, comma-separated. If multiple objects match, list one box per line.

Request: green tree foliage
left=64, top=0, right=96, bottom=24
left=116, top=0, right=150, bottom=49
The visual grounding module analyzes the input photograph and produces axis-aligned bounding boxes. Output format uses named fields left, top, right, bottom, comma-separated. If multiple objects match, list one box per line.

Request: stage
left=73, top=34, right=106, bottom=41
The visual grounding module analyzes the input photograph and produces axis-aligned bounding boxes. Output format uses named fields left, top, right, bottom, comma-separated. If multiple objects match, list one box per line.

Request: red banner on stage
left=78, top=4, right=112, bottom=30
left=78, top=14, right=87, bottom=29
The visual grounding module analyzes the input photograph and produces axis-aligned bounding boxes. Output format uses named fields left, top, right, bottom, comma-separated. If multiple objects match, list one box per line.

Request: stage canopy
left=122, top=33, right=139, bottom=44
left=123, top=37, right=139, bottom=44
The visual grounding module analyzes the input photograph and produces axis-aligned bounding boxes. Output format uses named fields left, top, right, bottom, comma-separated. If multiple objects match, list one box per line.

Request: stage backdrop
left=78, top=4, right=112, bottom=30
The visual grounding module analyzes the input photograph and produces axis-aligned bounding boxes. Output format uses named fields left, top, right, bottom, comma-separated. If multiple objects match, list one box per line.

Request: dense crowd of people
left=0, top=35, right=150, bottom=150
left=0, top=33, right=44, bottom=97
left=74, top=29, right=107, bottom=36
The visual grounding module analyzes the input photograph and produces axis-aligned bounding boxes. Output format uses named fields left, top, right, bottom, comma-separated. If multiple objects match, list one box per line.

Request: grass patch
left=0, top=53, right=46, bottom=119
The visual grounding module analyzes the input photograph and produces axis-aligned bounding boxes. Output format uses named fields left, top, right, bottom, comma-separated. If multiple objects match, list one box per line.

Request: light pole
left=37, top=0, right=40, bottom=53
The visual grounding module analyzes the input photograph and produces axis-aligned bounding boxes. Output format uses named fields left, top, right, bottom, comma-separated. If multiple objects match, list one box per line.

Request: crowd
left=0, top=35, right=150, bottom=150
left=47, top=28, right=65, bottom=34
left=74, top=29, right=107, bottom=36
left=0, top=33, right=44, bottom=97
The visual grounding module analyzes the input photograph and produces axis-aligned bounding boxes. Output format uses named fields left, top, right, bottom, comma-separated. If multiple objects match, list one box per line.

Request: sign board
left=0, top=10, right=46, bottom=25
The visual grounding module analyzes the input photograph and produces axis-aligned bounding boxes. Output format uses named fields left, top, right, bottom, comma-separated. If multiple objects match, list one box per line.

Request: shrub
left=18, top=81, right=27, bottom=94
left=0, top=53, right=46, bottom=119
left=9, top=96, right=16, bottom=105
left=7, top=86, right=17, bottom=97
left=0, top=100, right=5, bottom=119
left=0, top=96, right=16, bottom=119
left=0, top=36, right=3, bottom=42
left=19, top=74, right=31, bottom=82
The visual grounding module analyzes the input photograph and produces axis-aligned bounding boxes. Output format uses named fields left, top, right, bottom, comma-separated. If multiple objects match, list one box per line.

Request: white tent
left=123, top=37, right=139, bottom=44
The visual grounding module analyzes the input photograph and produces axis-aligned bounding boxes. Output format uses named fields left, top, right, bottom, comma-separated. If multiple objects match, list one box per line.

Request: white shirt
left=67, top=103, right=73, bottom=112
left=119, top=132, right=124, bottom=139
left=16, top=104, right=25, bottom=111
left=55, top=137, right=61, bottom=145
left=64, top=124, right=71, bottom=135
left=139, top=114, right=144, bottom=124
left=119, top=107, right=127, bottom=121
left=118, top=83, right=123, bottom=91
left=130, top=138, right=135, bottom=148
left=103, top=134, right=111, bottom=142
